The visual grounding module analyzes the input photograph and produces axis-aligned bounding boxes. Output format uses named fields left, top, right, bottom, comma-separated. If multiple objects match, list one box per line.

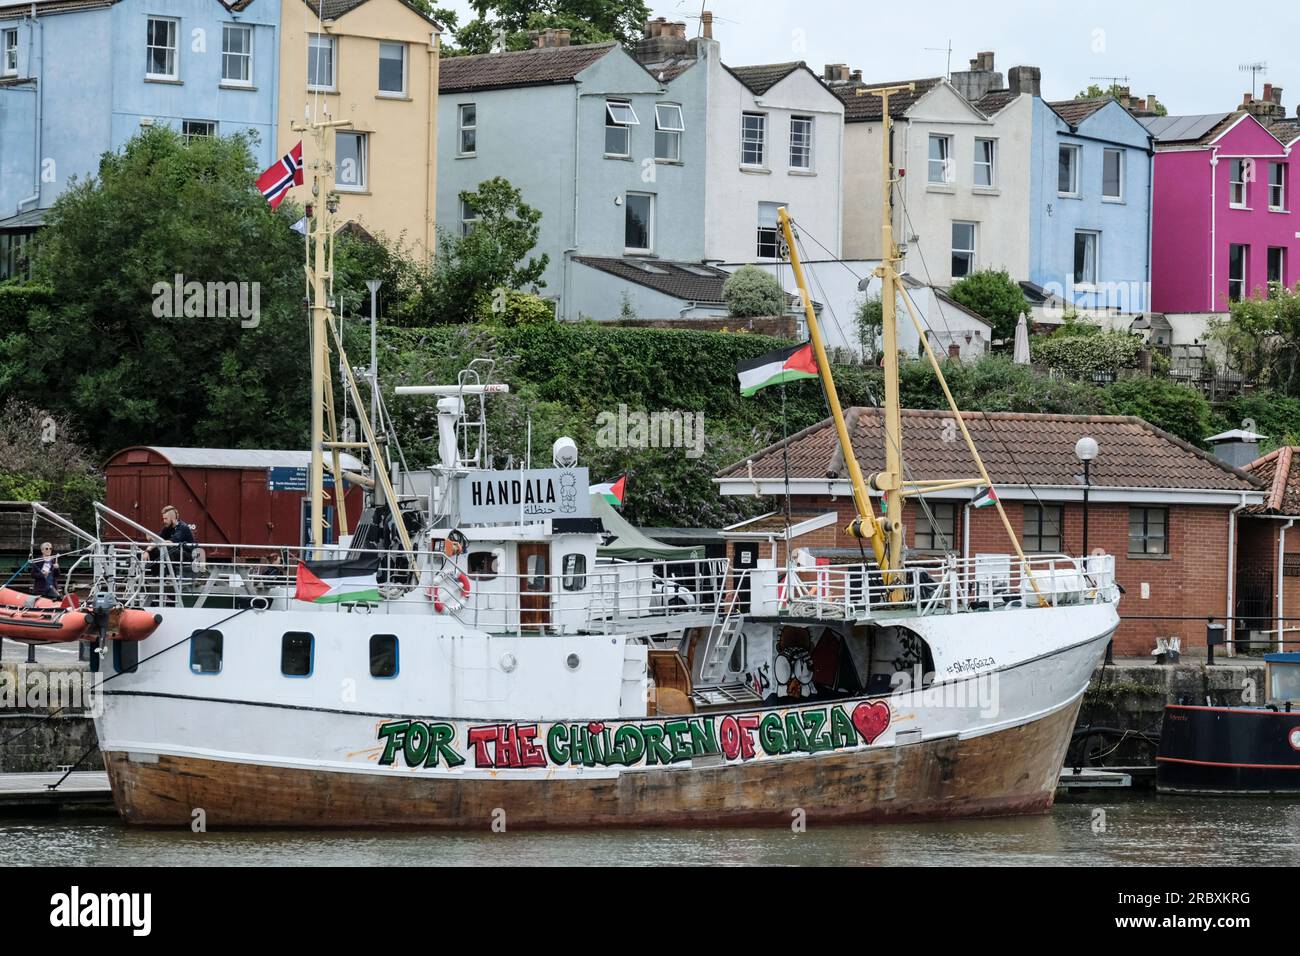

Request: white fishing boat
left=25, top=84, right=1119, bottom=828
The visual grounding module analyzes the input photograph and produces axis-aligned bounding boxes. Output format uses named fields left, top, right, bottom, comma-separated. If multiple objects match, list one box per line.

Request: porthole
left=565, top=652, right=581, bottom=671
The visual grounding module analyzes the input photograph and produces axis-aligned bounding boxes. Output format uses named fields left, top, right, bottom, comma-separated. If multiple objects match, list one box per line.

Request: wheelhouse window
left=1058, top=144, right=1080, bottom=195
left=190, top=629, right=223, bottom=674
left=789, top=115, right=814, bottom=170
left=756, top=201, right=784, bottom=259
left=654, top=103, right=684, bottom=162
left=307, top=34, right=336, bottom=91
left=973, top=138, right=995, bottom=187
left=281, top=632, right=314, bottom=677
left=146, top=17, right=178, bottom=80
left=741, top=112, right=766, bottom=167
left=928, top=134, right=953, bottom=184
left=1128, top=508, right=1167, bottom=555
left=604, top=100, right=638, bottom=156
left=3, top=27, right=19, bottom=77
left=1102, top=148, right=1124, bottom=200
left=183, top=119, right=216, bottom=142
left=562, top=554, right=587, bottom=591
left=951, top=221, right=976, bottom=278
left=914, top=502, right=957, bottom=551
left=1024, top=504, right=1063, bottom=553
left=1268, top=246, right=1286, bottom=289
left=1074, top=230, right=1099, bottom=286
left=467, top=549, right=498, bottom=579
left=624, top=192, right=653, bottom=254
left=458, top=103, right=476, bottom=155
left=221, top=23, right=252, bottom=86
left=378, top=41, right=406, bottom=96
left=369, top=634, right=399, bottom=678
left=1228, top=243, right=1248, bottom=302
left=1229, top=160, right=1248, bottom=207
left=336, top=131, right=368, bottom=191
left=1270, top=162, right=1286, bottom=210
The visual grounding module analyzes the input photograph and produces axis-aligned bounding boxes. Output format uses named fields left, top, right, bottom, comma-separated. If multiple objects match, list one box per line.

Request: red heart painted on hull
left=587, top=722, right=605, bottom=735
left=851, top=701, right=891, bottom=744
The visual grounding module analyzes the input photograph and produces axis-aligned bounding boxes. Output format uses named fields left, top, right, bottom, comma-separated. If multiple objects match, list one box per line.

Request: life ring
left=430, top=572, right=471, bottom=613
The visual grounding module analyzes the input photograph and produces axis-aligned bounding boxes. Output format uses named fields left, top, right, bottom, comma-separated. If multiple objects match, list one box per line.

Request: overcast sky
left=436, top=0, right=1297, bottom=116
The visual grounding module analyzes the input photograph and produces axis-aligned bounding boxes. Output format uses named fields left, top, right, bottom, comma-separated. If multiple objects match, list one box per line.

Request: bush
left=723, top=266, right=786, bottom=318
left=1103, top=378, right=1215, bottom=446
left=477, top=289, right=554, bottom=325
left=1218, top=390, right=1300, bottom=450
left=0, top=399, right=104, bottom=527
left=0, top=283, right=53, bottom=326
left=856, top=296, right=882, bottom=357
left=947, top=269, right=1029, bottom=342
left=1031, top=330, right=1142, bottom=377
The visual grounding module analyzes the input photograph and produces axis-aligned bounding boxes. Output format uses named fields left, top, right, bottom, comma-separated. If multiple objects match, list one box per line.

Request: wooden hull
left=102, top=696, right=1082, bottom=829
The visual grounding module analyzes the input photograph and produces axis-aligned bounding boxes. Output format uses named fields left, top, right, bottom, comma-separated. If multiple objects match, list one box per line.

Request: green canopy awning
left=591, top=493, right=703, bottom=561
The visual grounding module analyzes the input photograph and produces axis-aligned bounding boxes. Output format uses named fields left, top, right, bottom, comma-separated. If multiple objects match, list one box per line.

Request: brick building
left=716, top=408, right=1267, bottom=656
left=1238, top=446, right=1300, bottom=652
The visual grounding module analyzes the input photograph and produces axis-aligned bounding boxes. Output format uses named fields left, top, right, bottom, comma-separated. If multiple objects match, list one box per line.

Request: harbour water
left=2, top=796, right=1298, bottom=866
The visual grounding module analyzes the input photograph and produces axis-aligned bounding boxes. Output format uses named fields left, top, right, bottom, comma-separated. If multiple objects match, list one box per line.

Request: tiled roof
left=718, top=408, right=1263, bottom=492
left=299, top=0, right=435, bottom=21
left=0, top=0, right=115, bottom=17
left=1048, top=97, right=1112, bottom=125
left=1269, top=118, right=1300, bottom=145
left=573, top=257, right=733, bottom=304
left=974, top=89, right=1017, bottom=115
left=644, top=56, right=697, bottom=82
left=726, top=61, right=804, bottom=95
left=833, top=76, right=943, bottom=122
left=439, top=41, right=617, bottom=93
left=1244, top=447, right=1300, bottom=513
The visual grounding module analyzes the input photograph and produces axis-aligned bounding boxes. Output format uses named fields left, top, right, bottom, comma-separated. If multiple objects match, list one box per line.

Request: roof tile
left=832, top=76, right=943, bottom=122
left=439, top=41, right=617, bottom=93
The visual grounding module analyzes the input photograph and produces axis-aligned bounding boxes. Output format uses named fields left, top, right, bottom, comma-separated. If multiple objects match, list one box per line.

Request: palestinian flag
left=736, top=342, right=818, bottom=397
left=972, top=486, right=999, bottom=510
left=591, top=475, right=626, bottom=508
left=294, top=555, right=382, bottom=604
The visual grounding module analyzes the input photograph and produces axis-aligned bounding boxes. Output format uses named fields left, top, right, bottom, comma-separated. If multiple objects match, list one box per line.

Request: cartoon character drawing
left=773, top=646, right=816, bottom=698
left=559, top=472, right=577, bottom=513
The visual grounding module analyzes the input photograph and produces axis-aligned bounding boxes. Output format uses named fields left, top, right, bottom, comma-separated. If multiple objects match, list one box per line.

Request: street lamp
left=1075, top=435, right=1108, bottom=663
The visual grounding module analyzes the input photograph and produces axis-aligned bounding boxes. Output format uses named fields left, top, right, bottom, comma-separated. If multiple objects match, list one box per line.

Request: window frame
left=624, top=191, right=654, bottom=254
left=182, top=119, right=217, bottom=143
left=467, top=549, right=498, bottom=580
left=914, top=502, right=957, bottom=552
left=973, top=137, right=996, bottom=188
left=369, top=634, right=399, bottom=679
left=951, top=220, right=976, bottom=278
left=189, top=629, right=224, bottom=675
left=1102, top=147, right=1124, bottom=201
left=1023, top=504, right=1064, bottom=553
left=335, top=130, right=368, bottom=192
left=654, top=103, right=684, bottom=162
left=562, top=553, right=587, bottom=592
left=377, top=40, right=407, bottom=97
left=1128, top=507, right=1168, bottom=556
left=604, top=99, right=638, bottom=157
left=1058, top=144, right=1080, bottom=196
left=457, top=102, right=476, bottom=156
left=740, top=111, right=767, bottom=167
left=1268, top=246, right=1286, bottom=289
left=2, top=27, right=18, bottom=77
left=281, top=631, right=315, bottom=678
left=789, top=114, right=814, bottom=171
left=1229, top=159, right=1248, bottom=208
left=221, top=22, right=252, bottom=87
left=1269, top=161, right=1286, bottom=211
left=145, top=16, right=179, bottom=81
left=928, top=133, right=953, bottom=184
left=1074, top=229, right=1100, bottom=287
left=756, top=201, right=784, bottom=259
left=307, top=33, right=336, bottom=92
left=459, top=197, right=478, bottom=237
left=1228, top=243, right=1248, bottom=302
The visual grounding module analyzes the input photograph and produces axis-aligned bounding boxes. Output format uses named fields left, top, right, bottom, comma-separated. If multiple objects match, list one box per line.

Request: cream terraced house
left=277, top=0, right=439, bottom=252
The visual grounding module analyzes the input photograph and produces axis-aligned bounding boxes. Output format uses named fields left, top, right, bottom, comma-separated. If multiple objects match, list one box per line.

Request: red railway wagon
left=104, top=447, right=365, bottom=551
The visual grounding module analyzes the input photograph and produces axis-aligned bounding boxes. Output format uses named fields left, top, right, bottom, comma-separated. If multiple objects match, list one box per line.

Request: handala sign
left=457, top=468, right=589, bottom=524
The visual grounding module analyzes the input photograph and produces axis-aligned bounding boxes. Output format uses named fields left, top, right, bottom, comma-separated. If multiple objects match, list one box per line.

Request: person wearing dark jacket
left=143, top=506, right=196, bottom=576
left=31, top=542, right=60, bottom=599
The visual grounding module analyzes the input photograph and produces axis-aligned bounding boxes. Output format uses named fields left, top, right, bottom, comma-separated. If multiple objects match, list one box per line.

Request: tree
left=0, top=399, right=104, bottom=527
left=1074, top=83, right=1167, bottom=115
left=1207, top=283, right=1300, bottom=394
left=448, top=0, right=651, bottom=54
left=1103, top=378, right=1214, bottom=446
left=856, top=296, right=882, bottom=358
left=723, top=266, right=787, bottom=318
left=947, top=269, right=1029, bottom=343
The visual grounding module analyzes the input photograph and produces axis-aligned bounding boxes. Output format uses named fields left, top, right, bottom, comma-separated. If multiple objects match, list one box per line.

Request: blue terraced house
left=0, top=0, right=281, bottom=278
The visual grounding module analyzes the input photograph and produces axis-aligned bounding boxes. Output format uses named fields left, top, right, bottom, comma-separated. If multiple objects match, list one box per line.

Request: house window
left=1270, top=162, right=1286, bottom=210
left=1268, top=247, right=1286, bottom=289
left=562, top=554, right=587, bottom=592
left=281, top=632, right=314, bottom=677
left=458, top=103, right=476, bottom=155
left=146, top=16, right=178, bottom=80
left=182, top=119, right=216, bottom=142
left=929, top=134, right=953, bottom=183
left=1128, top=508, right=1167, bottom=555
left=335, top=131, right=367, bottom=191
left=378, top=41, right=406, bottom=96
left=625, top=192, right=653, bottom=253
left=369, top=634, right=399, bottom=678
left=654, top=103, right=684, bottom=162
left=741, top=112, right=766, bottom=166
left=951, top=221, right=976, bottom=278
left=1024, top=505, right=1063, bottom=553
left=1228, top=243, right=1248, bottom=301
left=1229, top=159, right=1248, bottom=207
left=973, top=138, right=995, bottom=187
left=756, top=202, right=784, bottom=258
left=2, top=28, right=18, bottom=77
left=789, top=115, right=814, bottom=170
left=460, top=197, right=478, bottom=237
left=605, top=100, right=638, bottom=156
left=190, top=629, right=223, bottom=674
left=221, top=23, right=252, bottom=86
left=307, top=34, right=336, bottom=91
left=1074, top=230, right=1099, bottom=285
left=1058, top=145, right=1080, bottom=195
left=914, top=502, right=957, bottom=551
left=1103, top=148, right=1124, bottom=201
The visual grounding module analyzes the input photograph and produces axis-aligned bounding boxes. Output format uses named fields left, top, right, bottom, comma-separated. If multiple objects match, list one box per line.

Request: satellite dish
left=552, top=437, right=578, bottom=468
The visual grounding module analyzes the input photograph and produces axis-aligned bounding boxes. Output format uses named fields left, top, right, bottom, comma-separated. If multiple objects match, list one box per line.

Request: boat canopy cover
left=591, top=493, right=703, bottom=561
left=1264, top=652, right=1300, bottom=663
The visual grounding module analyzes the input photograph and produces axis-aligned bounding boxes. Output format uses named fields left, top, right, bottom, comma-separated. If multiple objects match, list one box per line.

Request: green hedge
left=0, top=284, right=54, bottom=326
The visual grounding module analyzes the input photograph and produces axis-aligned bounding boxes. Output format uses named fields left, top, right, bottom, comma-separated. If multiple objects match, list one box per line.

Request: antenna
left=924, top=40, right=953, bottom=78
left=1089, top=74, right=1130, bottom=93
left=1239, top=61, right=1267, bottom=99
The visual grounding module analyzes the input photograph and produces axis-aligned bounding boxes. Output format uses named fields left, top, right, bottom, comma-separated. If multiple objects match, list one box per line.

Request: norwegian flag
left=256, top=141, right=303, bottom=209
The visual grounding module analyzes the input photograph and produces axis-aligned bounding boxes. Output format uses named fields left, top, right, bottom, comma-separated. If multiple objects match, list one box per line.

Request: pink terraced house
left=1145, top=109, right=1298, bottom=313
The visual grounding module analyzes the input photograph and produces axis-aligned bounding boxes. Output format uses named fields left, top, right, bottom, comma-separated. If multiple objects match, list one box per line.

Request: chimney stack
left=531, top=27, right=571, bottom=48
left=950, top=50, right=1002, bottom=102
left=851, top=68, right=862, bottom=84
left=634, top=17, right=689, bottom=66
left=701, top=10, right=713, bottom=40
left=1007, top=65, right=1041, bottom=98
left=823, top=63, right=852, bottom=83
left=1243, top=86, right=1285, bottom=122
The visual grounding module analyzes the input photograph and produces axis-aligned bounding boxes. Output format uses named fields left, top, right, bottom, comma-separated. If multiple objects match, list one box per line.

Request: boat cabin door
left=517, top=542, right=550, bottom=630
left=732, top=542, right=760, bottom=613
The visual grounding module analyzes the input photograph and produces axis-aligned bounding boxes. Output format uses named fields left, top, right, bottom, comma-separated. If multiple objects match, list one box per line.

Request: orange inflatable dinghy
left=0, top=588, right=93, bottom=642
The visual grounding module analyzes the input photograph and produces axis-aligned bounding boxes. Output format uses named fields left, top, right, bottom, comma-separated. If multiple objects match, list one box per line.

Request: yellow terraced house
left=278, top=0, right=440, bottom=252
